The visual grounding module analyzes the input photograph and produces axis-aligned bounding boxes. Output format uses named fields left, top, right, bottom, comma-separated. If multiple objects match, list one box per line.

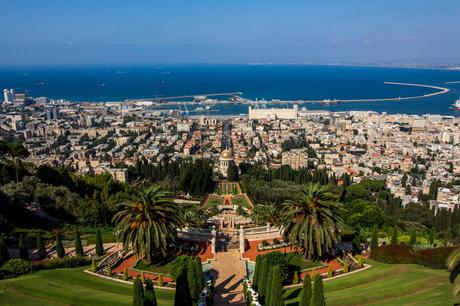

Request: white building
left=248, top=105, right=298, bottom=120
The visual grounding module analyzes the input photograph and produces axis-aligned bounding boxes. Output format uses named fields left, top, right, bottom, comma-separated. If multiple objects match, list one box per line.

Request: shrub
left=91, top=257, right=97, bottom=272
left=123, top=267, right=129, bottom=281
left=140, top=271, right=145, bottom=284
left=371, top=244, right=415, bottom=264
left=1, top=259, right=32, bottom=275
left=273, top=238, right=280, bottom=245
left=357, top=255, right=364, bottom=268
left=32, top=256, right=91, bottom=271
left=187, top=258, right=199, bottom=301
left=370, top=225, right=378, bottom=254
left=106, top=265, right=112, bottom=277
left=327, top=265, right=333, bottom=278
left=343, top=262, right=349, bottom=273
left=292, top=270, right=299, bottom=285
left=390, top=226, right=398, bottom=245
left=170, top=255, right=189, bottom=281
left=157, top=274, right=164, bottom=286
left=262, top=240, right=268, bottom=247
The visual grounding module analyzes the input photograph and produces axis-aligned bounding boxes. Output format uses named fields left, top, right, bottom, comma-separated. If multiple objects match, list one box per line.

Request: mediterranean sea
left=1, top=64, right=460, bottom=116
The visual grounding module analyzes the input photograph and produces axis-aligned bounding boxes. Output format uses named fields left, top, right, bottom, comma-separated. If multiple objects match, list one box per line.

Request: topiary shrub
left=273, top=238, right=280, bottom=245
left=262, top=240, right=268, bottom=247
left=292, top=270, right=299, bottom=285
left=357, top=255, right=364, bottom=269
left=1, top=259, right=32, bottom=275
left=91, top=257, right=97, bottom=272
left=327, top=265, right=333, bottom=278
left=140, top=271, right=145, bottom=284
left=343, top=262, right=349, bottom=273
left=157, top=274, right=164, bottom=286
left=32, top=256, right=91, bottom=271
left=105, top=265, right=112, bottom=277
left=123, top=268, right=129, bottom=281
left=371, top=244, right=416, bottom=264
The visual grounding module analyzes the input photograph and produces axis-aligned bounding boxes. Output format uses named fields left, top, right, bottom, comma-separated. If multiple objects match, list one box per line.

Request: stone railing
left=242, top=224, right=283, bottom=242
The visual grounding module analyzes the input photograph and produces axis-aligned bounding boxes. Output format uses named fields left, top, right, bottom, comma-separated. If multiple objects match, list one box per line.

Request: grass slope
left=284, top=260, right=456, bottom=306
left=0, top=267, right=174, bottom=306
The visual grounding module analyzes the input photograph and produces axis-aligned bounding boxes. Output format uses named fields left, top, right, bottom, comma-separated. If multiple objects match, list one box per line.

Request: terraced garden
left=0, top=267, right=175, bottom=306
left=284, top=259, right=455, bottom=306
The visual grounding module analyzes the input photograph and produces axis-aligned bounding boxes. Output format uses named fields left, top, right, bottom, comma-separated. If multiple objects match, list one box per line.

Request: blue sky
left=1, top=0, right=459, bottom=66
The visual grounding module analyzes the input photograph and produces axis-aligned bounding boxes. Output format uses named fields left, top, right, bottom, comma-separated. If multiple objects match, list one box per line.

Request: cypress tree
left=0, top=237, right=10, bottom=264
left=144, top=278, right=157, bottom=306
left=18, top=234, right=28, bottom=260
left=37, top=235, right=46, bottom=260
left=194, top=256, right=204, bottom=292
left=133, top=277, right=144, bottom=306
left=258, top=257, right=268, bottom=297
left=391, top=226, right=398, bottom=245
left=55, top=232, right=65, bottom=258
left=270, top=265, right=284, bottom=306
left=409, top=230, right=417, bottom=246
left=75, top=230, right=84, bottom=257
left=187, top=257, right=199, bottom=300
left=428, top=227, right=435, bottom=246
left=265, top=266, right=276, bottom=306
left=253, top=255, right=262, bottom=287
left=299, top=274, right=312, bottom=306
left=174, top=266, right=192, bottom=306
left=370, top=225, right=378, bottom=254
left=311, top=274, right=325, bottom=306
left=95, top=229, right=104, bottom=257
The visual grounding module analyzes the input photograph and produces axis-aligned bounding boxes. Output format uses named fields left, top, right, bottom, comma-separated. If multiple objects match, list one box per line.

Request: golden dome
left=220, top=149, right=233, bottom=160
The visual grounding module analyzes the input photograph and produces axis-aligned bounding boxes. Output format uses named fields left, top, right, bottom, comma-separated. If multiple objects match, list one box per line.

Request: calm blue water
left=1, top=65, right=460, bottom=116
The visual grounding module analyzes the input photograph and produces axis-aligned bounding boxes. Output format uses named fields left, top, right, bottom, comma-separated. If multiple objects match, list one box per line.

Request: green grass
left=232, top=197, right=251, bottom=209
left=0, top=267, right=175, bottom=306
left=285, top=253, right=323, bottom=271
left=205, top=197, right=222, bottom=208
left=134, top=259, right=172, bottom=275
left=284, top=259, right=456, bottom=306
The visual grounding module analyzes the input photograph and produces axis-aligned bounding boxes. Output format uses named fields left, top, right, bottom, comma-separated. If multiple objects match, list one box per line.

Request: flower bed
left=257, top=239, right=290, bottom=251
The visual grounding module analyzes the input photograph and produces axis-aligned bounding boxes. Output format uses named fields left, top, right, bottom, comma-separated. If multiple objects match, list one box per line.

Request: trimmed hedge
left=32, top=256, right=91, bottom=271
left=372, top=245, right=456, bottom=269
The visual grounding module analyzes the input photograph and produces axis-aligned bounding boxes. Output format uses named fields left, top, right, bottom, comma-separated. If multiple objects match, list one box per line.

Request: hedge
left=1, top=259, right=32, bottom=275
left=372, top=245, right=456, bottom=269
left=32, top=256, right=91, bottom=271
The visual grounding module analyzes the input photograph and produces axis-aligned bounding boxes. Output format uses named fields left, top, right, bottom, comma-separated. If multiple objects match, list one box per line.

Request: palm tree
left=448, top=247, right=460, bottom=296
left=112, top=185, right=182, bottom=263
left=280, top=183, right=343, bottom=259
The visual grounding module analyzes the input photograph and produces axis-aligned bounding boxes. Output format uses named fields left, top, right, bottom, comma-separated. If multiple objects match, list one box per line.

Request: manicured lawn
left=285, top=253, right=323, bottom=271
left=232, top=197, right=251, bottom=209
left=205, top=197, right=222, bottom=208
left=284, top=259, right=456, bottom=306
left=135, top=259, right=172, bottom=275
left=0, top=267, right=175, bottom=306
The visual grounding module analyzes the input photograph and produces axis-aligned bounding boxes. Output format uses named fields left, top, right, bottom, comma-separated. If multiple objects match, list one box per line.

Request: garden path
left=211, top=249, right=246, bottom=305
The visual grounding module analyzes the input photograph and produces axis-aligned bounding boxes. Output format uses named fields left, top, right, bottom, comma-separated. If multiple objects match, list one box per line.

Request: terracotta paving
left=211, top=250, right=246, bottom=305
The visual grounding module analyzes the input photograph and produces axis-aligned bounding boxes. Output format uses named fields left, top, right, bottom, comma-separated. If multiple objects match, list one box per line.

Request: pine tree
left=299, top=274, right=312, bottom=306
left=311, top=274, right=325, bottom=306
left=18, top=234, right=28, bottom=260
left=144, top=278, right=157, bottom=306
left=370, top=225, right=379, bottom=254
left=409, top=230, right=417, bottom=246
left=55, top=232, right=65, bottom=258
left=194, top=256, right=204, bottom=292
left=267, top=265, right=283, bottom=306
left=36, top=235, right=46, bottom=260
left=0, top=237, right=10, bottom=264
left=253, top=255, right=262, bottom=288
left=95, top=229, right=104, bottom=257
left=174, top=266, right=192, bottom=306
left=391, top=226, right=398, bottom=245
left=74, top=230, right=84, bottom=257
left=187, top=257, right=199, bottom=301
left=133, top=277, right=144, bottom=306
